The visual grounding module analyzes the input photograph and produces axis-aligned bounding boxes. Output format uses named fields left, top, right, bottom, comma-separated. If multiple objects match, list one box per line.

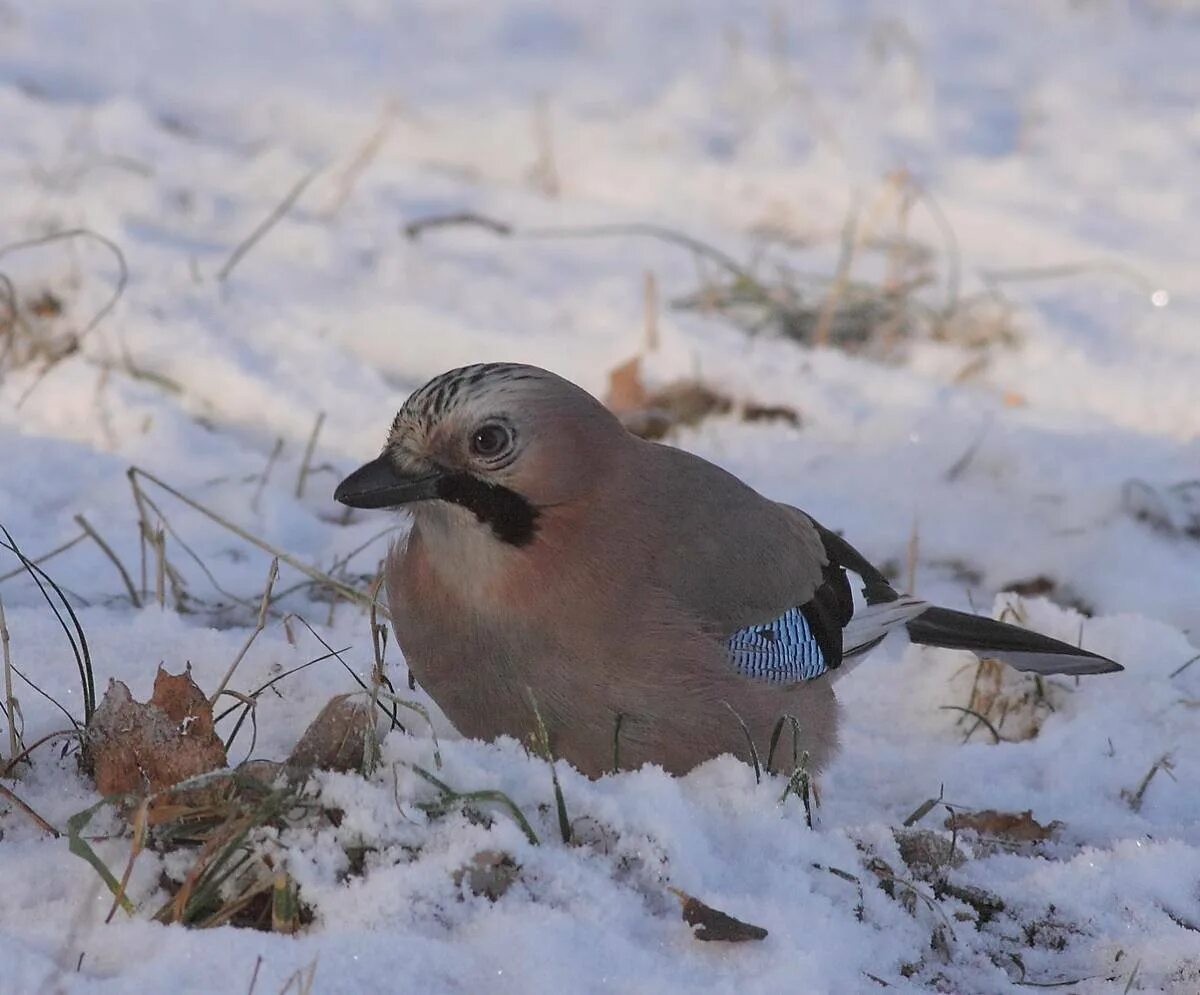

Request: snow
left=1, top=0, right=1198, bottom=991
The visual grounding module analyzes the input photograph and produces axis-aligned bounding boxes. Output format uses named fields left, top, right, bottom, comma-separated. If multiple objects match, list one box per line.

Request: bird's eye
left=470, top=423, right=512, bottom=459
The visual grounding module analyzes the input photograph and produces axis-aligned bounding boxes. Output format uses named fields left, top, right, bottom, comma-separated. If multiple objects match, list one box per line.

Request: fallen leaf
left=894, top=828, right=968, bottom=873
left=670, top=887, right=768, bottom=942
left=453, top=850, right=520, bottom=901
left=1000, top=575, right=1056, bottom=598
left=946, top=809, right=1060, bottom=842
left=741, top=402, right=801, bottom=427
left=86, top=667, right=227, bottom=799
left=287, top=694, right=376, bottom=775
left=604, top=356, right=647, bottom=413
left=27, top=290, right=63, bottom=318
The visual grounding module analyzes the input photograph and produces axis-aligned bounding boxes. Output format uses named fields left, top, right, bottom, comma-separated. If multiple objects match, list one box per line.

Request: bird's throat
left=433, top=473, right=540, bottom=546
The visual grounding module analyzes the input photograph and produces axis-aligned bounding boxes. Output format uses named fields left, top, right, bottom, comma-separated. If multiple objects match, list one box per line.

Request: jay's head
left=335, top=363, right=626, bottom=546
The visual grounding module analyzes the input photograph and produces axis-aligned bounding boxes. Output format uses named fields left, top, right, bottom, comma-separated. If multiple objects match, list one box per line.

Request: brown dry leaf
left=741, top=402, right=801, bottom=427
left=670, top=887, right=768, bottom=942
left=287, top=694, right=375, bottom=775
left=946, top=809, right=1061, bottom=842
left=606, top=358, right=798, bottom=440
left=650, top=381, right=733, bottom=427
left=453, top=850, right=520, bottom=901
left=604, top=355, right=647, bottom=413
left=894, top=828, right=968, bottom=874
left=86, top=667, right=228, bottom=798
left=28, top=290, right=64, bottom=318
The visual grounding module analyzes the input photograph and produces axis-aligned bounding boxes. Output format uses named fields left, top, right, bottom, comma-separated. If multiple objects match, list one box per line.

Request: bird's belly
left=391, top=548, right=839, bottom=777
left=401, top=629, right=840, bottom=779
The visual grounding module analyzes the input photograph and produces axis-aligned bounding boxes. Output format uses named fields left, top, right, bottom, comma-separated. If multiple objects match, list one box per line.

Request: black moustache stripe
left=435, top=473, right=540, bottom=546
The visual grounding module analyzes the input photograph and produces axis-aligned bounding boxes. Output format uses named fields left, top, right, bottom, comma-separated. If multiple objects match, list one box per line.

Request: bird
left=335, top=363, right=1121, bottom=778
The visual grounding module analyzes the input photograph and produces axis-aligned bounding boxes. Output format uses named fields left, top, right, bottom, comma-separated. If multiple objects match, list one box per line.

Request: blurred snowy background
left=0, top=2, right=1198, bottom=992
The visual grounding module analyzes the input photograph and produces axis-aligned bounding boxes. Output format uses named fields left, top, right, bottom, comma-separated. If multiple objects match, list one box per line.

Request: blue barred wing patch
left=727, top=607, right=828, bottom=682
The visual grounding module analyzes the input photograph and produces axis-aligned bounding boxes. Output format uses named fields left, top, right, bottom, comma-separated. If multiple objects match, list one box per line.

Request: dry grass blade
left=812, top=863, right=866, bottom=922
left=813, top=198, right=862, bottom=348
left=939, top=704, right=1002, bottom=744
left=766, top=714, right=801, bottom=774
left=211, top=558, right=279, bottom=704
left=153, top=776, right=304, bottom=929
left=74, top=513, right=141, bottom=607
left=722, top=701, right=762, bottom=783
left=527, top=688, right=571, bottom=844
left=0, top=780, right=60, bottom=836
left=251, top=437, right=286, bottom=513
left=321, top=98, right=398, bottom=218
left=217, top=168, right=321, bottom=282
left=1122, top=754, right=1175, bottom=812
left=404, top=210, right=752, bottom=284
left=0, top=531, right=87, bottom=586
left=0, top=727, right=79, bottom=777
left=294, top=412, right=325, bottom=500
left=128, top=467, right=375, bottom=611
left=276, top=961, right=318, bottom=995
left=106, top=797, right=149, bottom=922
left=0, top=592, right=19, bottom=760
left=1169, top=652, right=1200, bottom=679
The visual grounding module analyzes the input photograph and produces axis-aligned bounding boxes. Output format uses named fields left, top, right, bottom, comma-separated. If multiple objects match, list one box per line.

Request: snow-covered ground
left=1, top=1, right=1198, bottom=991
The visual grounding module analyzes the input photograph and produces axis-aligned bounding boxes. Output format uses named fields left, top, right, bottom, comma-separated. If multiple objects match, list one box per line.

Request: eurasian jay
left=335, top=363, right=1121, bottom=777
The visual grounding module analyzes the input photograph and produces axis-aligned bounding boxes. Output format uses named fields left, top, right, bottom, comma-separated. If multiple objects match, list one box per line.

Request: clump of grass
left=0, top=525, right=96, bottom=732
left=0, top=228, right=132, bottom=406
left=409, top=763, right=540, bottom=846
left=68, top=766, right=314, bottom=931
left=1122, top=478, right=1200, bottom=541
left=403, top=171, right=1023, bottom=364
left=527, top=689, right=571, bottom=844
left=943, top=599, right=1071, bottom=745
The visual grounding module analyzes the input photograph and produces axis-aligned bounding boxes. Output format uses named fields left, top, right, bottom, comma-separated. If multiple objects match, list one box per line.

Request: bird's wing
left=723, top=510, right=930, bottom=681
left=632, top=442, right=830, bottom=635
left=630, top=443, right=1119, bottom=681
left=631, top=442, right=921, bottom=678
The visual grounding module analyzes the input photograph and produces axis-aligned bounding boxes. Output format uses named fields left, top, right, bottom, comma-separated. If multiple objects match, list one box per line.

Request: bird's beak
left=334, top=455, right=440, bottom=509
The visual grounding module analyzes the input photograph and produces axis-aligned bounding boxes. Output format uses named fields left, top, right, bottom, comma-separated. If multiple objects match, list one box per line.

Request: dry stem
left=74, top=514, right=141, bottom=607
left=211, top=558, right=279, bottom=704
left=0, top=593, right=17, bottom=761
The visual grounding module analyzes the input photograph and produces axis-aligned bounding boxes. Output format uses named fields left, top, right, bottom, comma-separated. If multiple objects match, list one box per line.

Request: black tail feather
left=906, top=606, right=1123, bottom=676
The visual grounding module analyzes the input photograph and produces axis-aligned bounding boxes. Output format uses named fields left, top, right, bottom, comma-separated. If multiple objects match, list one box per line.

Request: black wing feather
left=797, top=560, right=853, bottom=671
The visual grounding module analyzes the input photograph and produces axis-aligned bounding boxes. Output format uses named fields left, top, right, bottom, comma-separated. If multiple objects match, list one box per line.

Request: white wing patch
left=842, top=594, right=929, bottom=657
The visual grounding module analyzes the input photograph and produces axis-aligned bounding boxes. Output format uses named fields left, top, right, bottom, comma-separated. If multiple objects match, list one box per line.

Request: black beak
left=334, top=455, right=441, bottom=509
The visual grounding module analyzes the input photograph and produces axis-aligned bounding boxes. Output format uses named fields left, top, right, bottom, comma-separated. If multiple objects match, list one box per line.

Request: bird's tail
left=905, top=605, right=1122, bottom=676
